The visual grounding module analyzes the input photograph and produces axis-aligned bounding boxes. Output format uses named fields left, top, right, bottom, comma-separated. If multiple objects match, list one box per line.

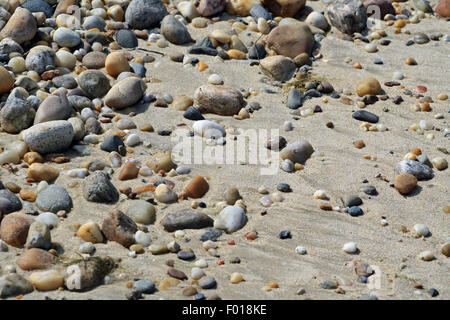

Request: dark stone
left=101, top=209, right=138, bottom=248
left=362, top=185, right=378, bottom=196
left=0, top=189, right=22, bottom=215
left=362, top=95, right=378, bottom=105
left=277, top=183, right=291, bottom=192
left=125, top=0, right=168, bottom=29
left=248, top=43, right=267, bottom=60
left=22, top=0, right=54, bottom=18
left=200, top=228, right=224, bottom=241
left=183, top=106, right=205, bottom=121
left=286, top=89, right=304, bottom=109
left=177, top=250, right=195, bottom=260
left=352, top=110, right=379, bottom=123
left=348, top=206, right=363, bottom=216
left=101, top=135, right=125, bottom=153
left=279, top=230, right=291, bottom=239
left=115, top=29, right=138, bottom=48
left=250, top=4, right=272, bottom=21
left=188, top=46, right=218, bottom=56
left=83, top=172, right=119, bottom=203
left=130, top=62, right=146, bottom=77
left=161, top=209, right=214, bottom=232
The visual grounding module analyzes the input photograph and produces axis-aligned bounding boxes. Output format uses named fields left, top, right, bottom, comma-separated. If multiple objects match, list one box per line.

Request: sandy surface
left=0, top=0, right=449, bottom=300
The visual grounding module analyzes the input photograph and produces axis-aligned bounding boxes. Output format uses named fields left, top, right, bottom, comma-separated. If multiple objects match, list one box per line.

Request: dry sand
left=0, top=0, right=449, bottom=300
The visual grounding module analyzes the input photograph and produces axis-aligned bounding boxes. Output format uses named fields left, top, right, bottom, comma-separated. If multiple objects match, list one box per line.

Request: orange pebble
left=353, top=62, right=362, bottom=69
left=198, top=61, right=208, bottom=72
left=228, top=240, right=235, bottom=245
left=217, top=260, right=224, bottom=265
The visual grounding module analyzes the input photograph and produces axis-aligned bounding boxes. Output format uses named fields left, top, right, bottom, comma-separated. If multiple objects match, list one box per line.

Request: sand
left=0, top=0, right=449, bottom=300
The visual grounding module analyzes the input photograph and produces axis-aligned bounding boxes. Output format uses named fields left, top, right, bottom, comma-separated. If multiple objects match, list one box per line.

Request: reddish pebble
left=416, top=86, right=427, bottom=93
left=228, top=240, right=235, bottom=245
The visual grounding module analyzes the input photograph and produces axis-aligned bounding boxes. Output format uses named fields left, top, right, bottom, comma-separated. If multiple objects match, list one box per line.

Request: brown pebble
left=184, top=176, right=209, bottom=198
left=182, top=286, right=197, bottom=296
left=353, top=140, right=365, bottom=149
left=167, top=268, right=188, bottom=280
left=319, top=203, right=333, bottom=211
left=405, top=57, right=417, bottom=65
left=394, top=173, right=417, bottom=195
left=441, top=243, right=450, bottom=257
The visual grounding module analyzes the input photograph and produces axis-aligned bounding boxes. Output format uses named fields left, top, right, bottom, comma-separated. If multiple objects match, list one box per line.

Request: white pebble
left=194, top=258, right=208, bottom=268
left=283, top=121, right=293, bottom=131
left=191, top=267, right=206, bottom=280
left=259, top=196, right=273, bottom=207
left=419, top=120, right=433, bottom=130
left=36, top=212, right=59, bottom=228
left=79, top=242, right=95, bottom=254
left=126, top=133, right=140, bottom=146
left=313, top=190, right=327, bottom=199
left=413, top=224, right=430, bottom=237
left=342, top=242, right=358, bottom=254
left=135, top=230, right=151, bottom=247
left=207, top=74, right=223, bottom=85
left=295, top=246, right=307, bottom=255
left=393, top=71, right=404, bottom=80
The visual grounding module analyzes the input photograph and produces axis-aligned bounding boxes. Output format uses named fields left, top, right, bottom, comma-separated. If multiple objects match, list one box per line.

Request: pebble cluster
left=0, top=0, right=449, bottom=300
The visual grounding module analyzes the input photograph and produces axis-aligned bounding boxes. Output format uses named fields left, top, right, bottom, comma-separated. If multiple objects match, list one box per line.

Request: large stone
left=17, top=248, right=57, bottom=270
left=82, top=51, right=107, bottom=69
left=0, top=88, right=35, bottom=133
left=105, top=52, right=130, bottom=77
left=101, top=209, right=138, bottom=248
left=261, top=0, right=306, bottom=17
left=125, top=0, right=168, bottom=29
left=36, top=185, right=72, bottom=213
left=0, top=7, right=37, bottom=44
left=214, top=206, right=247, bottom=233
left=0, top=38, right=24, bottom=62
left=64, top=256, right=115, bottom=291
left=34, top=88, right=71, bottom=124
left=356, top=77, right=381, bottom=97
left=267, top=22, right=314, bottom=58
left=25, top=46, right=56, bottom=74
left=394, top=173, right=417, bottom=195
left=0, top=65, right=14, bottom=94
left=83, top=172, right=119, bottom=203
left=27, top=163, right=59, bottom=182
left=327, top=0, right=367, bottom=34
left=194, top=84, right=244, bottom=116
left=53, top=27, right=81, bottom=48
left=395, top=160, right=434, bottom=180
left=305, top=11, right=329, bottom=31
left=78, top=70, right=111, bottom=99
left=29, top=270, right=64, bottom=291
left=161, top=209, right=214, bottom=232
left=126, top=200, right=156, bottom=225
left=0, top=189, right=22, bottom=215
left=197, top=0, right=227, bottom=16
left=260, top=55, right=296, bottom=81
left=280, top=140, right=314, bottom=164
left=0, top=212, right=34, bottom=247
left=104, top=77, right=146, bottom=109
left=21, top=0, right=54, bottom=18
left=22, top=120, right=74, bottom=154
left=25, top=221, right=51, bottom=250
left=0, top=274, right=34, bottom=298
left=435, top=0, right=450, bottom=17
left=161, top=15, right=193, bottom=45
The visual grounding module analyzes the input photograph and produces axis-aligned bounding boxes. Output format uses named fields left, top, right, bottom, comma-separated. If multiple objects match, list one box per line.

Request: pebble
left=413, top=224, right=430, bottom=237
left=198, top=276, right=216, bottom=289
left=214, top=206, right=248, bottom=233
left=342, top=242, right=358, bottom=253
left=133, top=280, right=156, bottom=294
